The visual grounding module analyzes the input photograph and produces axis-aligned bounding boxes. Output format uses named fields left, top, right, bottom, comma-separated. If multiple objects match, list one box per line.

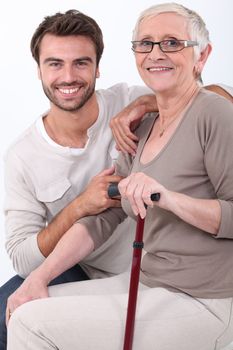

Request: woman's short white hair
left=132, top=2, right=210, bottom=59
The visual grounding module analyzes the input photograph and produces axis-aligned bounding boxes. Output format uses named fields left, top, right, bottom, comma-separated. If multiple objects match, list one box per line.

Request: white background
left=0, top=0, right=232, bottom=285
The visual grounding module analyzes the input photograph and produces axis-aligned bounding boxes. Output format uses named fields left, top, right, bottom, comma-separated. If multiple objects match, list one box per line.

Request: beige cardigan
left=80, top=89, right=233, bottom=298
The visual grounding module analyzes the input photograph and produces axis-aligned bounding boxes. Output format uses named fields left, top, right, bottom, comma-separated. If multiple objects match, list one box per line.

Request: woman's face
left=134, top=12, right=197, bottom=94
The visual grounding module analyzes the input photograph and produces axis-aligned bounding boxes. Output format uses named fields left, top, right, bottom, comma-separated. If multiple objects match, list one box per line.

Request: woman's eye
left=141, top=41, right=152, bottom=47
left=165, top=39, right=180, bottom=47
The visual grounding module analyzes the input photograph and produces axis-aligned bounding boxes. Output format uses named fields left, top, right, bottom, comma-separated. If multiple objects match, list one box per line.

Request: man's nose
left=62, top=65, right=77, bottom=82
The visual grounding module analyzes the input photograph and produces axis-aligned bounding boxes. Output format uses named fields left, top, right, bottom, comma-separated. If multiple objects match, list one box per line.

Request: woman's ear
left=194, top=43, right=212, bottom=78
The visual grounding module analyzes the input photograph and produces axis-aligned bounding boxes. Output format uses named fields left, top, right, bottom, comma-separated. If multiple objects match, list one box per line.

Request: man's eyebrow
left=43, top=57, right=63, bottom=64
left=42, top=56, right=94, bottom=64
left=74, top=56, right=94, bottom=63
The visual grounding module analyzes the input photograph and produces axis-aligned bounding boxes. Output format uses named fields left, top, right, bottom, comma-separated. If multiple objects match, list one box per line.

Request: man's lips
left=57, top=87, right=82, bottom=95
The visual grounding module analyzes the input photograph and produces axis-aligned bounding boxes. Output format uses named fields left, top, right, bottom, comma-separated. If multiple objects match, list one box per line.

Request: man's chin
left=52, top=100, right=84, bottom=112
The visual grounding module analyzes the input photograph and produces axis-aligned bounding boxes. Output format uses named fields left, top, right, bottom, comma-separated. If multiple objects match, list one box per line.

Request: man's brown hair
left=30, top=9, right=104, bottom=66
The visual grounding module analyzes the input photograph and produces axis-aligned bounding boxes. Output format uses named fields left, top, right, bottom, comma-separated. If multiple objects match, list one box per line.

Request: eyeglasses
left=131, top=39, right=198, bottom=53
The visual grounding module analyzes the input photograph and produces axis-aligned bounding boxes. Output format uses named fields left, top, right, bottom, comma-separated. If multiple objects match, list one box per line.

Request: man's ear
left=96, top=67, right=100, bottom=79
left=37, top=66, right=41, bottom=80
left=194, top=43, right=212, bottom=77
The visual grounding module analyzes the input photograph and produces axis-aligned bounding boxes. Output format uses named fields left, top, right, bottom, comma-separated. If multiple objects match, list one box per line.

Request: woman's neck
left=157, top=82, right=200, bottom=123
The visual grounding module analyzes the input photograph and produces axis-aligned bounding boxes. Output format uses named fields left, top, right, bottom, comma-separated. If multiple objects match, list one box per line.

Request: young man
left=0, top=10, right=155, bottom=349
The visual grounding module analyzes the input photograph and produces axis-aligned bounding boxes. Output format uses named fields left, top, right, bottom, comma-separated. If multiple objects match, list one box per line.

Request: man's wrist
left=134, top=94, right=158, bottom=112
left=71, top=195, right=90, bottom=219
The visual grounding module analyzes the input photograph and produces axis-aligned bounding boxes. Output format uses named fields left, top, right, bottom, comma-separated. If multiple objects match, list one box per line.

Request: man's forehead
left=39, top=34, right=97, bottom=61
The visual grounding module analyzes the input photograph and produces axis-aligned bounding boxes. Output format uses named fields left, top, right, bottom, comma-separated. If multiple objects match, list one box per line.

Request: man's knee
left=0, top=275, right=24, bottom=350
left=0, top=275, right=25, bottom=323
left=0, top=275, right=24, bottom=298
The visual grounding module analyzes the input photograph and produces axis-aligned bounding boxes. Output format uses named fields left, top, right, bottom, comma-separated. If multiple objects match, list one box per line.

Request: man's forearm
left=37, top=167, right=122, bottom=257
left=37, top=196, right=88, bottom=257
left=204, top=84, right=233, bottom=102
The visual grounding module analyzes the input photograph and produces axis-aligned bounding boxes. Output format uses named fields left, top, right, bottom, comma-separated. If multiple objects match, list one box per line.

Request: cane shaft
left=123, top=216, right=145, bottom=350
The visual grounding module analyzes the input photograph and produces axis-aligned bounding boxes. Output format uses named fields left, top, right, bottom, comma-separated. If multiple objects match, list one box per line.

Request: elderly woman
left=7, top=3, right=233, bottom=350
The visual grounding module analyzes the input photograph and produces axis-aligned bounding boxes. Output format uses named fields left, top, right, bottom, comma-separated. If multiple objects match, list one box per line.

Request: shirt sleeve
left=127, top=85, right=154, bottom=102
left=4, top=150, right=46, bottom=277
left=197, top=95, right=233, bottom=239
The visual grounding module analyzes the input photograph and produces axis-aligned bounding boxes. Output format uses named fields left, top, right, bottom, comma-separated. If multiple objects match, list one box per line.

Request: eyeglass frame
left=131, top=39, right=198, bottom=53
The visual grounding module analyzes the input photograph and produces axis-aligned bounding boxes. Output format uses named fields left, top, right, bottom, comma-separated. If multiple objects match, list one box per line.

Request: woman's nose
left=147, top=43, right=166, bottom=59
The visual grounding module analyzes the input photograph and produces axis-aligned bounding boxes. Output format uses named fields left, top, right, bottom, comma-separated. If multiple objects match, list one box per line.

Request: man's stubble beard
left=41, top=81, right=96, bottom=112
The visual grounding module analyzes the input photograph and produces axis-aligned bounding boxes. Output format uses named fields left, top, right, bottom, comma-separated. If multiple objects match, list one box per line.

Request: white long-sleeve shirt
left=4, top=83, right=149, bottom=278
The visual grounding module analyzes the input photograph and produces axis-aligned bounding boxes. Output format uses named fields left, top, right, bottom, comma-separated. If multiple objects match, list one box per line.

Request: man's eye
left=49, top=62, right=61, bottom=67
left=76, top=61, right=88, bottom=67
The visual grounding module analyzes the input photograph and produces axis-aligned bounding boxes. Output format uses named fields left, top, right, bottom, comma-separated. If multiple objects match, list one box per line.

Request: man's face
left=38, top=34, right=100, bottom=112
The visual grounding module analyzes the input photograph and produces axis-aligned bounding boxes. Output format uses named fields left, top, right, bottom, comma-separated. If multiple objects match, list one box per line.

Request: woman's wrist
left=29, top=264, right=54, bottom=286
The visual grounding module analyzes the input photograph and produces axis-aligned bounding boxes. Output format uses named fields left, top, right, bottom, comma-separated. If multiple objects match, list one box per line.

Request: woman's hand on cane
left=118, top=172, right=167, bottom=218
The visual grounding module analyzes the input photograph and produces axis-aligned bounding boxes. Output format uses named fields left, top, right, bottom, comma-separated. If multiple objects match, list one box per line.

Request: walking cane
left=108, top=184, right=160, bottom=350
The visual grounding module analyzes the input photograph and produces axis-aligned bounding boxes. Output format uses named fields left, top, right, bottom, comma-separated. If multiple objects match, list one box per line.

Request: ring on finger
left=8, top=309, right=12, bottom=318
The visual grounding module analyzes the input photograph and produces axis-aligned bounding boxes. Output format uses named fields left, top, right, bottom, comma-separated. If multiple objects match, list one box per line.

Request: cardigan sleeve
left=197, top=95, right=233, bottom=239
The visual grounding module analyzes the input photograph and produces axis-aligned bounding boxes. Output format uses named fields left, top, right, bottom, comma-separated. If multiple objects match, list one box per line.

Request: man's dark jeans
left=0, top=264, right=89, bottom=350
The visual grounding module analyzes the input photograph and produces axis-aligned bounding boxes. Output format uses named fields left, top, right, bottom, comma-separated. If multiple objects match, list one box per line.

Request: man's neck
left=44, top=93, right=99, bottom=148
